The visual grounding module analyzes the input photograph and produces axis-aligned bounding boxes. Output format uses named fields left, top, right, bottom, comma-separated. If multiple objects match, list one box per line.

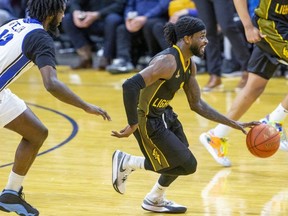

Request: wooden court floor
left=0, top=66, right=287, bottom=216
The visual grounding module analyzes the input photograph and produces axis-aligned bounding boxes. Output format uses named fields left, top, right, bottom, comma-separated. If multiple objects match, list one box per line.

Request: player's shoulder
left=151, top=53, right=176, bottom=68
left=24, top=28, right=54, bottom=49
left=23, top=28, right=55, bottom=56
left=25, top=28, right=51, bottom=41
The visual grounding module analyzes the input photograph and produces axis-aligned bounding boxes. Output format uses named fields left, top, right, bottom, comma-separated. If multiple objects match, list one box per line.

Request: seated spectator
left=106, top=0, right=170, bottom=74
left=139, top=0, right=198, bottom=71
left=148, top=0, right=202, bottom=70
left=61, top=0, right=125, bottom=70
left=168, top=0, right=198, bottom=23
left=153, top=0, right=198, bottom=50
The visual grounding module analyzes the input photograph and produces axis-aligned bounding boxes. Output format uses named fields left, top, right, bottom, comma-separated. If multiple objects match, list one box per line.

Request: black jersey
left=255, top=0, right=288, bottom=39
left=138, top=45, right=192, bottom=118
left=252, top=0, right=288, bottom=60
left=255, top=0, right=288, bottom=24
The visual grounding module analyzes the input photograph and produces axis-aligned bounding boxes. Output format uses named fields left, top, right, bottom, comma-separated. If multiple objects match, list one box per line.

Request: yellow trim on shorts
left=257, top=18, right=288, bottom=60
left=138, top=116, right=170, bottom=171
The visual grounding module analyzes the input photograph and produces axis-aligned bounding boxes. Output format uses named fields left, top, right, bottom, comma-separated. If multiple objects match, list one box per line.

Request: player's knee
left=39, top=126, right=48, bottom=145
left=32, top=125, right=48, bottom=148
left=254, top=85, right=266, bottom=96
left=183, top=155, right=197, bottom=175
left=246, top=81, right=266, bottom=97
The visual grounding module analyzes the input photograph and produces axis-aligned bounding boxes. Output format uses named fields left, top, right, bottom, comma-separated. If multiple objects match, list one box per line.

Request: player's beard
left=190, top=44, right=204, bottom=58
left=48, top=16, right=60, bottom=37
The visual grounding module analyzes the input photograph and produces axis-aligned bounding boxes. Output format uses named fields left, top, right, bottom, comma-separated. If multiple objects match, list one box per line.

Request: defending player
left=0, top=0, right=111, bottom=215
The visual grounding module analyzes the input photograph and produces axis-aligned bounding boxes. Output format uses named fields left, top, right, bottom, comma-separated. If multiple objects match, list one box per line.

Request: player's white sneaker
left=141, top=195, right=187, bottom=213
left=112, top=150, right=134, bottom=194
left=200, top=131, right=231, bottom=167
left=260, top=115, right=288, bottom=151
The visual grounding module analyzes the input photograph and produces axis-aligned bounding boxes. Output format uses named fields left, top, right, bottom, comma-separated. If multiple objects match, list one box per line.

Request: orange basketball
left=246, top=124, right=280, bottom=158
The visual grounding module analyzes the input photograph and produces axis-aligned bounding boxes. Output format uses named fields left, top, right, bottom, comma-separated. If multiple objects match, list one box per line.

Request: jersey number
left=0, top=29, right=13, bottom=46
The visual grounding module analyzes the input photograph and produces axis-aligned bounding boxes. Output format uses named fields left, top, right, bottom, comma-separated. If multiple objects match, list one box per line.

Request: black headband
left=176, top=20, right=206, bottom=39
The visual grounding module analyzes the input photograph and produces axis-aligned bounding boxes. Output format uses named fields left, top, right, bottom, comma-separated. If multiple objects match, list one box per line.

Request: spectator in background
left=248, top=0, right=259, bottom=17
left=61, top=0, right=125, bottom=70
left=0, top=0, right=14, bottom=26
left=127, top=0, right=198, bottom=72
left=194, top=0, right=251, bottom=92
left=151, top=0, right=198, bottom=50
left=0, top=0, right=24, bottom=26
left=106, top=0, right=170, bottom=74
left=150, top=0, right=202, bottom=70
left=168, top=0, right=198, bottom=24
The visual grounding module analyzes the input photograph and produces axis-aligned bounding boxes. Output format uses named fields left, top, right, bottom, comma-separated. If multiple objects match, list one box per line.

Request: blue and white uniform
left=0, top=18, right=56, bottom=127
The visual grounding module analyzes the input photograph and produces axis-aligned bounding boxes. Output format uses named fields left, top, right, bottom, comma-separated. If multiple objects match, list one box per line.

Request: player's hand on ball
left=232, top=120, right=261, bottom=135
left=111, top=124, right=138, bottom=138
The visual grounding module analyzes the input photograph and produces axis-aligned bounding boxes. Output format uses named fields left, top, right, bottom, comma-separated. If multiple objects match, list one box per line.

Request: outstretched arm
left=39, top=65, right=111, bottom=121
left=184, top=62, right=259, bottom=133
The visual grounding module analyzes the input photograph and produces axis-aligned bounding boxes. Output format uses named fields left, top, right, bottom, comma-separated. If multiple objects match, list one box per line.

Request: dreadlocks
left=27, top=0, right=67, bottom=22
left=164, top=16, right=206, bottom=47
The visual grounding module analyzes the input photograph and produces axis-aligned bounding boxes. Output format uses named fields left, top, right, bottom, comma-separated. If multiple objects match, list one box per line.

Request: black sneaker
left=141, top=195, right=187, bottom=213
left=0, top=187, right=39, bottom=216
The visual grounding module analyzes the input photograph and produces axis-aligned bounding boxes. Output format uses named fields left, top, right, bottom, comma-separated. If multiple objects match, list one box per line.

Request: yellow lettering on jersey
left=152, top=98, right=170, bottom=108
left=152, top=148, right=162, bottom=165
left=275, top=4, right=288, bottom=15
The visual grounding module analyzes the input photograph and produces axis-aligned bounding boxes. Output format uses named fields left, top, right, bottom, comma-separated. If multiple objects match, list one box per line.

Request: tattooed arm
left=183, top=62, right=258, bottom=133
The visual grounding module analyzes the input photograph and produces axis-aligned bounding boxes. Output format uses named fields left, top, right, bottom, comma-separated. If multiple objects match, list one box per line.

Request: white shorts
left=0, top=89, right=27, bottom=128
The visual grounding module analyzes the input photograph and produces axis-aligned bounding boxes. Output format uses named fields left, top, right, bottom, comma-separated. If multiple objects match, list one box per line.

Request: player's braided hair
left=27, top=0, right=67, bottom=22
left=164, top=16, right=206, bottom=47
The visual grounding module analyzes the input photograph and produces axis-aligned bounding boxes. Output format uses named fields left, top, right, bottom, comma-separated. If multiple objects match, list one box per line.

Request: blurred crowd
left=1, top=0, right=287, bottom=91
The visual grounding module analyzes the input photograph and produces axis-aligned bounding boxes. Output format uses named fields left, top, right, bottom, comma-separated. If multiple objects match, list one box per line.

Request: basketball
left=246, top=124, right=280, bottom=158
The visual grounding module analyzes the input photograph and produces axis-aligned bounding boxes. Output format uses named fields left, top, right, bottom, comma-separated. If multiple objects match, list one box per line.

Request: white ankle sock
left=124, top=155, right=145, bottom=170
left=5, top=171, right=24, bottom=192
left=269, top=103, right=288, bottom=122
left=213, top=124, right=232, bottom=138
left=147, top=182, right=167, bottom=201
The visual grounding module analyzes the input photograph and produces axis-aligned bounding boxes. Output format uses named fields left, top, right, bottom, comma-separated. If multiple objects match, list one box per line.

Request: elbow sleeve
left=123, top=74, right=146, bottom=125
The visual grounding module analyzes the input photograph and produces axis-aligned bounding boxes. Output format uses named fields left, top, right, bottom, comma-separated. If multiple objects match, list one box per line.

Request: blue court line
left=0, top=103, right=78, bottom=168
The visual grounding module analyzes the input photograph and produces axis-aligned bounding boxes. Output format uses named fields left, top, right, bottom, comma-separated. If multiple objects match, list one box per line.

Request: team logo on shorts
left=152, top=148, right=162, bottom=165
left=175, top=69, right=180, bottom=78
left=283, top=47, right=288, bottom=58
